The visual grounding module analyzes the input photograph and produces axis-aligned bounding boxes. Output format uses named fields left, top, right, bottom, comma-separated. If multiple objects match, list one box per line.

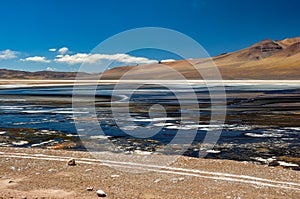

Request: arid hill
left=101, top=36, right=300, bottom=80
left=1, top=36, right=300, bottom=80
left=0, top=69, right=94, bottom=80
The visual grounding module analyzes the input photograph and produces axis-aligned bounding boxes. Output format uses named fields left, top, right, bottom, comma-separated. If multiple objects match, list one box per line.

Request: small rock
left=67, top=158, right=76, bottom=166
left=154, top=179, right=161, bottom=183
left=124, top=151, right=132, bottom=155
left=170, top=177, right=184, bottom=182
left=85, top=169, right=93, bottom=172
left=269, top=161, right=280, bottom=166
left=96, top=189, right=107, bottom=197
left=86, top=187, right=93, bottom=191
left=21, top=196, right=27, bottom=199
left=110, top=174, right=120, bottom=178
left=8, top=180, right=13, bottom=183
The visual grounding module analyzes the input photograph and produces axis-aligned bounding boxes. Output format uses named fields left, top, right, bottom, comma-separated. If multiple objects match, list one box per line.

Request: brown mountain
left=1, top=36, right=300, bottom=80
left=101, top=36, right=300, bottom=80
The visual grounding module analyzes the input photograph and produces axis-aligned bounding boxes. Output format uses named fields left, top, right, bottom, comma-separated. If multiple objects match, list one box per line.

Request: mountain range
left=101, top=36, right=300, bottom=80
left=1, top=36, right=300, bottom=80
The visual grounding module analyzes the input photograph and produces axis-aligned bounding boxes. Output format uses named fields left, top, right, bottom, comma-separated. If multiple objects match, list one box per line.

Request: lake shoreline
left=0, top=82, right=299, bottom=171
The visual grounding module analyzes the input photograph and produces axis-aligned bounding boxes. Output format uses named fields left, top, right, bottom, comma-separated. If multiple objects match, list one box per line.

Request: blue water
left=0, top=84, right=299, bottom=167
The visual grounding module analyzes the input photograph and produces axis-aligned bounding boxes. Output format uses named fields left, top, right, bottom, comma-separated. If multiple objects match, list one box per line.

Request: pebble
left=96, top=189, right=107, bottom=197
left=170, top=177, right=184, bottom=182
left=154, top=179, right=161, bottom=183
left=67, top=158, right=76, bottom=166
left=111, top=174, right=120, bottom=178
left=8, top=180, right=13, bottom=183
left=48, top=168, right=56, bottom=172
left=269, top=161, right=280, bottom=166
left=86, top=187, right=93, bottom=191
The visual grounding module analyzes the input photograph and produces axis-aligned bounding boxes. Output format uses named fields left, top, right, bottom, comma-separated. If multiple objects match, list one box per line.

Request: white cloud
left=58, top=47, right=69, bottom=54
left=46, top=67, right=56, bottom=71
left=160, top=59, right=176, bottom=63
left=54, top=53, right=157, bottom=65
left=20, top=56, right=51, bottom=63
left=49, top=48, right=57, bottom=52
left=0, top=49, right=18, bottom=60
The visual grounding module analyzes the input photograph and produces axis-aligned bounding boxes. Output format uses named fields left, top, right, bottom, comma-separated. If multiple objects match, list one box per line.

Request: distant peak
left=278, top=36, right=300, bottom=46
left=254, top=38, right=274, bottom=45
left=262, top=38, right=273, bottom=42
left=281, top=35, right=300, bottom=41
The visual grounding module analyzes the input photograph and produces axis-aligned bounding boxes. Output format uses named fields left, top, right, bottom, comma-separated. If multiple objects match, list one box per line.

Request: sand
left=0, top=147, right=299, bottom=198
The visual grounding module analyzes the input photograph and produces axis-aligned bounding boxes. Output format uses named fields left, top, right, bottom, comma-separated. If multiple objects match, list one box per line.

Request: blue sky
left=0, top=0, right=299, bottom=72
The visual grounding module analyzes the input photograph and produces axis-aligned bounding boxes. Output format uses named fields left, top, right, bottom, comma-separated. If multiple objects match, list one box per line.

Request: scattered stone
left=170, top=177, right=184, bottom=182
left=48, top=168, right=56, bottom=172
left=111, top=174, right=120, bottom=178
left=96, top=189, right=107, bottom=197
left=124, top=151, right=132, bottom=155
left=21, top=196, right=27, bottom=199
left=8, top=180, right=13, bottom=183
left=67, top=158, right=76, bottom=166
left=85, top=169, right=93, bottom=172
left=86, top=187, right=93, bottom=191
left=268, top=161, right=280, bottom=166
left=154, top=179, right=161, bottom=183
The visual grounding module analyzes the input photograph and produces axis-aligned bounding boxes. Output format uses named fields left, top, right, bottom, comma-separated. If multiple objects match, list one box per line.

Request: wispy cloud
left=49, top=48, right=57, bottom=52
left=160, top=59, right=176, bottom=62
left=58, top=47, right=69, bottom=55
left=0, top=49, right=18, bottom=60
left=20, top=56, right=51, bottom=63
left=54, top=53, right=157, bottom=65
left=45, top=66, right=56, bottom=71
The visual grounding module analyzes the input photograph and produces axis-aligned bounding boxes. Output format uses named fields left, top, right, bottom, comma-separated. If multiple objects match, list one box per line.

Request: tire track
left=0, top=151, right=299, bottom=191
